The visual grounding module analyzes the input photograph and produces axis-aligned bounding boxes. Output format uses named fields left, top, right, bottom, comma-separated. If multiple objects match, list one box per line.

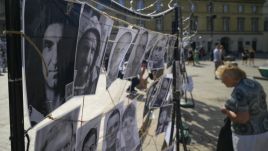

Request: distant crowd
left=185, top=43, right=256, bottom=67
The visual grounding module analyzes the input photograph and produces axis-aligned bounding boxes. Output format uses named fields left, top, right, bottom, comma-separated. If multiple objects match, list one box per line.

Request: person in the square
left=216, top=64, right=268, bottom=151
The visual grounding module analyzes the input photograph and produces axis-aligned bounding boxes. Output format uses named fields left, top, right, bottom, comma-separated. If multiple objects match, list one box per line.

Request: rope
left=3, top=30, right=48, bottom=78
left=25, top=132, right=30, bottom=151
left=12, top=1, right=187, bottom=149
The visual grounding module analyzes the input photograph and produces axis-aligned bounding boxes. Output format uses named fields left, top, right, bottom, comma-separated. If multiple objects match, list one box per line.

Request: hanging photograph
left=164, top=122, right=176, bottom=144
left=103, top=41, right=114, bottom=71
left=124, top=28, right=149, bottom=79
left=166, top=35, right=177, bottom=68
left=121, top=102, right=140, bottom=151
left=148, top=34, right=169, bottom=70
left=75, top=114, right=102, bottom=151
left=156, top=105, right=173, bottom=135
left=74, top=4, right=114, bottom=96
left=143, top=31, right=159, bottom=61
left=175, top=61, right=183, bottom=92
left=35, top=107, right=80, bottom=150
left=102, top=102, right=124, bottom=151
left=162, top=88, right=173, bottom=106
left=143, top=81, right=159, bottom=117
left=151, top=76, right=172, bottom=108
left=24, top=0, right=82, bottom=125
left=106, top=27, right=137, bottom=89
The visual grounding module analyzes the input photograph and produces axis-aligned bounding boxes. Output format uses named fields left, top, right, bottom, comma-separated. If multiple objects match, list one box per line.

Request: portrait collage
left=23, top=0, right=177, bottom=150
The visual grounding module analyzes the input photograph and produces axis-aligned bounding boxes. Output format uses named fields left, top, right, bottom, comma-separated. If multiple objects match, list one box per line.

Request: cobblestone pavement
left=0, top=58, right=267, bottom=151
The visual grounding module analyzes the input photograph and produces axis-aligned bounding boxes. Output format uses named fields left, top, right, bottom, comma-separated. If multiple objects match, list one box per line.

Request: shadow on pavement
left=181, top=99, right=225, bottom=150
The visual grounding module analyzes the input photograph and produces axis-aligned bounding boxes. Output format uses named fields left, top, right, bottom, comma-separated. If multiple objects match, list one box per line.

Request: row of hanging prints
left=22, top=0, right=188, bottom=151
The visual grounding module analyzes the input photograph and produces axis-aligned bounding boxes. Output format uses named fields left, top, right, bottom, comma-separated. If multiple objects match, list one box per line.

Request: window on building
left=96, top=3, right=105, bottom=10
left=207, top=2, right=214, bottom=13
left=237, top=17, right=245, bottom=32
left=118, top=0, right=125, bottom=5
left=136, top=0, right=144, bottom=10
left=251, top=18, right=259, bottom=32
left=238, top=40, right=243, bottom=52
left=207, top=16, right=212, bottom=32
left=264, top=17, right=268, bottom=32
left=190, top=16, right=198, bottom=32
left=238, top=5, right=244, bottom=13
left=223, top=4, right=229, bottom=13
left=252, top=5, right=257, bottom=13
left=222, top=17, right=230, bottom=32
left=191, top=3, right=196, bottom=13
left=136, top=0, right=145, bottom=26
left=252, top=39, right=257, bottom=50
left=155, top=17, right=163, bottom=31
left=155, top=1, right=163, bottom=31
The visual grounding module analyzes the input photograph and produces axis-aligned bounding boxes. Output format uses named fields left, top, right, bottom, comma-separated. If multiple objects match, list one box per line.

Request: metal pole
left=169, top=4, right=179, bottom=146
left=5, top=0, right=25, bottom=150
left=209, top=0, right=213, bottom=60
left=170, top=1, right=184, bottom=150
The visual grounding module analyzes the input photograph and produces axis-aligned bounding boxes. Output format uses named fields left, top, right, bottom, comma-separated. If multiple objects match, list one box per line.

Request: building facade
left=186, top=0, right=266, bottom=54
left=1, top=0, right=267, bottom=53
left=96, top=0, right=267, bottom=54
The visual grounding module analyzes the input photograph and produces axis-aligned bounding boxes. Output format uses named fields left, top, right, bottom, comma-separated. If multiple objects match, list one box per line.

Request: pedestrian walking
left=213, top=43, right=223, bottom=79
left=248, top=47, right=255, bottom=66
left=194, top=49, right=200, bottom=64
left=241, top=49, right=249, bottom=65
left=187, top=48, right=195, bottom=66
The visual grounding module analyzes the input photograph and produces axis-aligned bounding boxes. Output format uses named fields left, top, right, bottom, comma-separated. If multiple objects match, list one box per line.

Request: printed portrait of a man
left=106, top=28, right=137, bottom=88
left=148, top=35, right=168, bottom=69
left=103, top=103, right=124, bottom=151
left=121, top=103, right=140, bottom=151
left=35, top=107, right=80, bottom=150
left=76, top=114, right=102, bottom=151
left=143, top=81, right=159, bottom=117
left=124, top=29, right=149, bottom=79
left=24, top=0, right=81, bottom=125
left=143, top=32, right=158, bottom=61
left=74, top=4, right=113, bottom=95
left=152, top=77, right=172, bottom=108
left=156, top=105, right=172, bottom=135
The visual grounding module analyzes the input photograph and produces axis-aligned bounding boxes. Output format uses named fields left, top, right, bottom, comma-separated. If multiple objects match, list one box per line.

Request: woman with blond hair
left=216, top=64, right=268, bottom=151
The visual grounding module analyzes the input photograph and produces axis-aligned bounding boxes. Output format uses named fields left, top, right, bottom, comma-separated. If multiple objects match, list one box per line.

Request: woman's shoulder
left=239, top=78, right=261, bottom=90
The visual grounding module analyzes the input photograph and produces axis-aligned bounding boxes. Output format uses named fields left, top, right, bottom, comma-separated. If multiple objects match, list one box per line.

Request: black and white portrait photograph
left=143, top=81, right=159, bottom=117
left=103, top=102, right=124, bottom=151
left=35, top=107, right=80, bottom=151
left=121, top=102, right=140, bottom=151
left=76, top=114, right=102, bottom=151
left=74, top=4, right=114, bottom=96
left=156, top=105, right=173, bottom=135
left=162, top=89, right=173, bottom=106
left=143, top=31, right=159, bottom=61
left=164, top=122, right=174, bottom=144
left=24, top=0, right=81, bottom=125
left=148, top=34, right=169, bottom=69
left=151, top=77, right=172, bottom=108
left=124, top=28, right=149, bottom=79
left=166, top=35, right=177, bottom=67
left=175, top=61, right=183, bottom=92
left=106, top=27, right=137, bottom=88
